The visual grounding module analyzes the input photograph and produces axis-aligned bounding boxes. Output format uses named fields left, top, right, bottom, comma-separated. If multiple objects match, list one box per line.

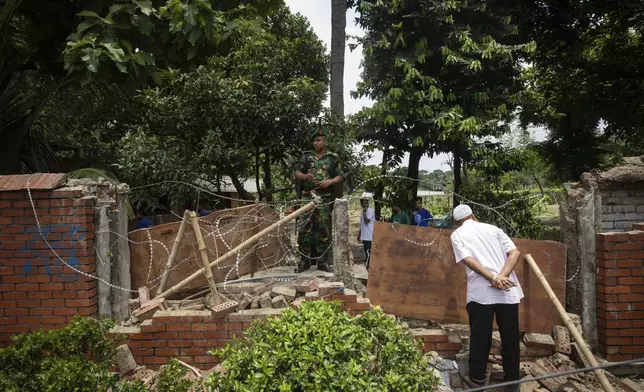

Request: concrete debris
left=442, top=318, right=641, bottom=392
left=318, top=281, right=344, bottom=296
left=523, top=333, right=556, bottom=351
left=238, top=293, right=254, bottom=310
left=250, top=296, right=260, bottom=309
left=132, top=298, right=166, bottom=322
left=271, top=285, right=296, bottom=301
left=553, top=325, right=572, bottom=355
left=271, top=295, right=288, bottom=309
left=402, top=317, right=430, bottom=329
left=259, top=292, right=273, bottom=309
left=115, top=344, right=138, bottom=375
left=295, top=279, right=318, bottom=293
left=138, top=287, right=150, bottom=306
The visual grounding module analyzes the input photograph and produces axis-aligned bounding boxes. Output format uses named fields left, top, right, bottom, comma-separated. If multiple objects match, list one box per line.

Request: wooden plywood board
left=130, top=204, right=288, bottom=295
left=366, top=222, right=567, bottom=334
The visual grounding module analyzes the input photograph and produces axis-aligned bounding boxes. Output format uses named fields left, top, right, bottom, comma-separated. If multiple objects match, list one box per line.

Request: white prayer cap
left=453, top=204, right=473, bottom=221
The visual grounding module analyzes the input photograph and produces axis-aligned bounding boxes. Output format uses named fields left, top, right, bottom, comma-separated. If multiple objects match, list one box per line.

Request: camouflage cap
left=311, top=127, right=327, bottom=139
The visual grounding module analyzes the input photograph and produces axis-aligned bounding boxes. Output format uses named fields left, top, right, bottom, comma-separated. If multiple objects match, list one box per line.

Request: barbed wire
left=24, top=173, right=572, bottom=298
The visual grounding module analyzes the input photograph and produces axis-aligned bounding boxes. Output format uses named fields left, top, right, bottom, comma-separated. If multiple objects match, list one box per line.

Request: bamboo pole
left=153, top=196, right=320, bottom=301
left=155, top=210, right=190, bottom=296
left=524, top=254, right=615, bottom=392
left=190, top=211, right=221, bottom=306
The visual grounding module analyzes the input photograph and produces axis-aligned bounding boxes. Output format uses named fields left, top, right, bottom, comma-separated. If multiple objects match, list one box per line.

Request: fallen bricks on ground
left=259, top=292, right=273, bottom=308
left=115, top=344, right=138, bottom=375
left=271, top=285, right=296, bottom=300
left=271, top=295, right=288, bottom=309
left=132, top=298, right=166, bottom=322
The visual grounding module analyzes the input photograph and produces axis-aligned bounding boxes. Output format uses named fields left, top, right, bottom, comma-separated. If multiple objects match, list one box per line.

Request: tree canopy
left=351, top=0, right=532, bottom=204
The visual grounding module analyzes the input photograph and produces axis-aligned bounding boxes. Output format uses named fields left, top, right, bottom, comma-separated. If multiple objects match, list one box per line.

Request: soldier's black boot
left=317, top=257, right=333, bottom=273
left=295, top=257, right=311, bottom=273
left=310, top=248, right=318, bottom=266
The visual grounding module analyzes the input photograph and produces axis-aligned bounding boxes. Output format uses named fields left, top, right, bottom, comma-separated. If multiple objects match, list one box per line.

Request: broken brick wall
left=0, top=189, right=97, bottom=347
left=562, top=156, right=644, bottom=349
left=596, top=229, right=644, bottom=361
left=599, top=184, right=644, bottom=232
left=112, top=294, right=464, bottom=370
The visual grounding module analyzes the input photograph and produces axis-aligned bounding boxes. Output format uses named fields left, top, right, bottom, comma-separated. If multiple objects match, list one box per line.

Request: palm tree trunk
left=263, top=150, right=273, bottom=201
left=452, top=144, right=462, bottom=208
left=407, top=146, right=423, bottom=201
left=330, top=0, right=346, bottom=118
left=374, top=149, right=389, bottom=219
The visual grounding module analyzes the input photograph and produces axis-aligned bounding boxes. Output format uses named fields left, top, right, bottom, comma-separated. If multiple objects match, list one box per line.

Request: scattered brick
left=259, top=292, right=273, bottom=309
left=304, top=290, right=319, bottom=299
left=133, top=298, right=166, bottom=322
left=115, top=345, right=138, bottom=375
left=318, top=282, right=344, bottom=296
left=271, top=295, right=288, bottom=309
left=138, top=287, right=150, bottom=306
left=295, top=279, right=318, bottom=293
left=271, top=285, right=296, bottom=300
left=553, top=325, right=572, bottom=355
left=238, top=293, right=254, bottom=311
left=210, top=301, right=239, bottom=319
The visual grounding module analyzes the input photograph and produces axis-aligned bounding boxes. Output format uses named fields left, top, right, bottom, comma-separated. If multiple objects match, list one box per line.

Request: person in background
left=357, top=198, right=375, bottom=269
left=136, top=214, right=153, bottom=229
left=449, top=204, right=522, bottom=392
left=412, top=197, right=433, bottom=227
left=390, top=204, right=410, bottom=225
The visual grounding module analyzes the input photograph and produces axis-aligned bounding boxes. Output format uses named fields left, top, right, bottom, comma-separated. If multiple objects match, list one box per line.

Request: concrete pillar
left=332, top=198, right=354, bottom=288
left=561, top=181, right=599, bottom=349
left=109, top=193, right=131, bottom=322
left=95, top=206, right=112, bottom=318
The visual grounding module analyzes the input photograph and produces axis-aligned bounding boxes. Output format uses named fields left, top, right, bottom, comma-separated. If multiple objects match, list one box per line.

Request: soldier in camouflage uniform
left=294, top=127, right=344, bottom=273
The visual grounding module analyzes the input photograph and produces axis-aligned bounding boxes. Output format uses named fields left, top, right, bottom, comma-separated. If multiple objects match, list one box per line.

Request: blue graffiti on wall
left=18, top=225, right=86, bottom=281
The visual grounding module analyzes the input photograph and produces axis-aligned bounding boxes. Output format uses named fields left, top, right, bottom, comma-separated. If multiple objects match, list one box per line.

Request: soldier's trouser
left=297, top=198, right=331, bottom=262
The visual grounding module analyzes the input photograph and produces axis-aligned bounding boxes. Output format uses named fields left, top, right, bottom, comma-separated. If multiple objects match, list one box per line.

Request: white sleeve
left=451, top=231, right=471, bottom=263
left=367, top=208, right=375, bottom=220
left=499, top=229, right=517, bottom=254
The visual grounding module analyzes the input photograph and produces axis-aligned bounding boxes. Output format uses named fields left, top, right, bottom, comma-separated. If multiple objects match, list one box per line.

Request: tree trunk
left=533, top=172, right=545, bottom=195
left=452, top=144, right=462, bottom=208
left=263, top=150, right=273, bottom=201
left=330, top=0, right=346, bottom=118
left=222, top=158, right=253, bottom=202
left=228, top=171, right=253, bottom=202
left=255, top=146, right=261, bottom=200
left=407, top=146, right=423, bottom=202
left=374, top=149, right=389, bottom=219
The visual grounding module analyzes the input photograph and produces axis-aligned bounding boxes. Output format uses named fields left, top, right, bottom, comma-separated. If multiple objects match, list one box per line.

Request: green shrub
left=113, top=380, right=148, bottom=392
left=206, top=301, right=440, bottom=391
left=155, top=358, right=196, bottom=392
left=0, top=316, right=172, bottom=392
left=0, top=316, right=117, bottom=392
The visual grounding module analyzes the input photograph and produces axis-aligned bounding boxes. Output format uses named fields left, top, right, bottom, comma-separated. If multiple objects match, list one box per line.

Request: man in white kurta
left=450, top=204, right=523, bottom=391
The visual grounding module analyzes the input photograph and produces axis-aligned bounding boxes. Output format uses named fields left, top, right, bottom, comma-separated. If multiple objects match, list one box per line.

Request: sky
left=283, top=1, right=546, bottom=172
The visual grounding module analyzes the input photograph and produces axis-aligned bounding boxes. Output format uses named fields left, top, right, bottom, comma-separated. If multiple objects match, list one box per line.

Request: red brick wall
left=596, top=230, right=644, bottom=361
left=0, top=189, right=97, bottom=347
left=113, top=294, right=464, bottom=370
